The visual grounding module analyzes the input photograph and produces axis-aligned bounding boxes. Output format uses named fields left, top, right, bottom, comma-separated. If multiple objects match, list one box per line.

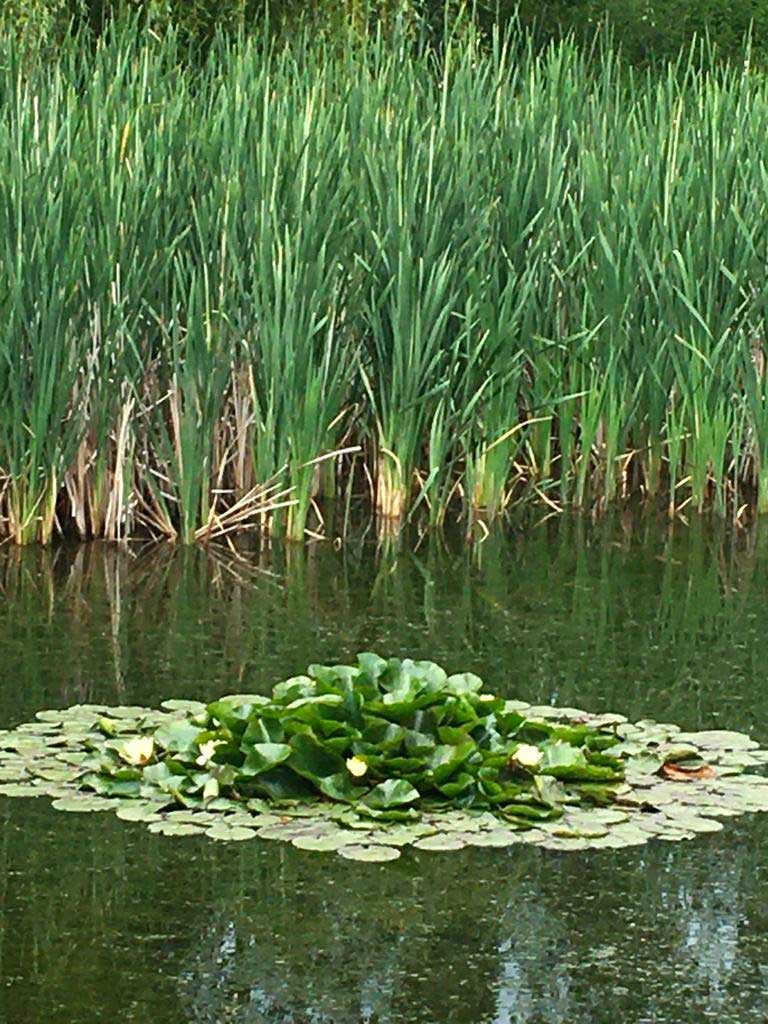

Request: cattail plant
left=0, top=19, right=767, bottom=544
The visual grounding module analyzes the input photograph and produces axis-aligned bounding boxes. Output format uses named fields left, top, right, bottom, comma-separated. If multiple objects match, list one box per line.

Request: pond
left=1, top=518, right=768, bottom=1023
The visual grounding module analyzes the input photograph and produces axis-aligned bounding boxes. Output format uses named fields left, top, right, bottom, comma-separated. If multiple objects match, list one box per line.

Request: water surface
left=1, top=519, right=768, bottom=1023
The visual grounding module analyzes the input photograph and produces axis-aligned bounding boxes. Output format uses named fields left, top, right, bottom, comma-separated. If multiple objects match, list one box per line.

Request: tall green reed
left=0, top=20, right=767, bottom=545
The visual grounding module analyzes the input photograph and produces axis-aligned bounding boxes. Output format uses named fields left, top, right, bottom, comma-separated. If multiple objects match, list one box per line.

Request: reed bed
left=1, top=23, right=767, bottom=544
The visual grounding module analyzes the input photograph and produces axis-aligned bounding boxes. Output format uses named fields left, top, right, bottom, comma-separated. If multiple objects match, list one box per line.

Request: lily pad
left=115, top=804, right=165, bottom=823
left=35, top=766, right=83, bottom=783
left=413, top=834, right=467, bottom=852
left=160, top=699, right=207, bottom=714
left=0, top=782, right=43, bottom=797
left=148, top=821, right=204, bottom=837
left=539, top=836, right=594, bottom=851
left=462, top=829, right=522, bottom=847
left=292, top=832, right=358, bottom=852
left=337, top=844, right=401, bottom=862
left=205, top=823, right=257, bottom=842
left=51, top=795, right=114, bottom=812
left=661, top=811, right=724, bottom=834
left=35, top=710, right=66, bottom=723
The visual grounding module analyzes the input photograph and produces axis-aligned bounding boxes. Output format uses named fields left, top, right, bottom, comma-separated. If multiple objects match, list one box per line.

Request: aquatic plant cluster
left=2, top=26, right=768, bottom=545
left=2, top=656, right=768, bottom=861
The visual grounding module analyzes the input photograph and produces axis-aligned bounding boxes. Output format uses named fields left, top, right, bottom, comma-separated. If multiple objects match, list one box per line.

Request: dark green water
left=2, top=519, right=768, bottom=1024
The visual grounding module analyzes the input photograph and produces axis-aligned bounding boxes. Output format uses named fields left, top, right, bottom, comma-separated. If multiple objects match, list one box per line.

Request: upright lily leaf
left=154, top=719, right=203, bottom=754
left=206, top=700, right=252, bottom=733
left=272, top=677, right=316, bottom=703
left=444, top=673, right=484, bottom=696
left=241, top=743, right=292, bottom=776
left=362, top=779, right=420, bottom=809
left=429, top=741, right=476, bottom=784
left=288, top=733, right=346, bottom=782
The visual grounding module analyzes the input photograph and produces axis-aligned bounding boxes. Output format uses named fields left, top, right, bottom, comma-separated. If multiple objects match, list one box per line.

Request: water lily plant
left=80, top=654, right=628, bottom=827
left=3, top=656, right=768, bottom=860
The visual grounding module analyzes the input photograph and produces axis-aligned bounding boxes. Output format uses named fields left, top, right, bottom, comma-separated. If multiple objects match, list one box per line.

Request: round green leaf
left=148, top=821, right=204, bottom=837
left=116, top=804, right=164, bottom=823
left=205, top=823, right=257, bottom=842
left=413, top=834, right=467, bottom=852
left=51, top=795, right=113, bottom=812
left=463, top=829, right=521, bottom=847
left=338, top=844, right=401, bottom=862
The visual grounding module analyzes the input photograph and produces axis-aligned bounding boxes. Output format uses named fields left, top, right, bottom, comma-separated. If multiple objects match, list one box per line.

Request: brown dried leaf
left=662, top=762, right=715, bottom=782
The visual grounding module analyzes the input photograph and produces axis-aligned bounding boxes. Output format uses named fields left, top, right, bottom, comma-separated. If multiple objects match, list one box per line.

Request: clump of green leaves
left=88, top=654, right=625, bottom=826
left=3, top=655, right=768, bottom=860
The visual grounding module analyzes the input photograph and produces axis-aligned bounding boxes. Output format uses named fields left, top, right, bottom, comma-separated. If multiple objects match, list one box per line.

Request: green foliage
left=508, top=0, right=768, bottom=66
left=2, top=22, right=768, bottom=544
left=4, top=656, right=768, bottom=857
left=2, top=0, right=768, bottom=65
left=0, top=0, right=433, bottom=50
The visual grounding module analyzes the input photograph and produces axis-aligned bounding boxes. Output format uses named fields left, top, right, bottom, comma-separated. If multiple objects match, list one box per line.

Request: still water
left=1, top=519, right=768, bottom=1023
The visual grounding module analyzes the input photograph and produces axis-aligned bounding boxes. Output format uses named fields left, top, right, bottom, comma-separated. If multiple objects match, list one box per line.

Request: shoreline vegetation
left=1, top=20, right=768, bottom=545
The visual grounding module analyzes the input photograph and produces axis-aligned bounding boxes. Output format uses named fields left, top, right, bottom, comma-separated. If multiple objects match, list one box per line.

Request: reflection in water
left=173, top=830, right=767, bottom=1024
left=1, top=516, right=768, bottom=730
left=2, top=518, right=768, bottom=1023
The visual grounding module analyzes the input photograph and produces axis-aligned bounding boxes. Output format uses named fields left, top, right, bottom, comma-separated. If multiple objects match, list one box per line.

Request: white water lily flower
left=511, top=743, right=543, bottom=769
left=120, top=736, right=154, bottom=766
left=346, top=756, right=368, bottom=778
left=196, top=739, right=222, bottom=766
left=478, top=694, right=495, bottom=702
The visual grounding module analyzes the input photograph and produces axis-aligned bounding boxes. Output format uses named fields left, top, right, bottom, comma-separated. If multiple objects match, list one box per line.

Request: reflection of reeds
left=2, top=517, right=768, bottom=733
left=1, top=27, right=768, bottom=545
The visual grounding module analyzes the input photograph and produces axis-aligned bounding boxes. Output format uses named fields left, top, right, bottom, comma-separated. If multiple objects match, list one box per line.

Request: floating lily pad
left=0, top=782, right=43, bottom=797
left=540, top=836, right=593, bottom=851
left=35, top=766, right=83, bottom=783
left=103, top=706, right=153, bottom=719
left=661, top=812, right=723, bottom=834
left=242, top=812, right=285, bottom=827
left=413, top=834, right=467, bottom=852
left=160, top=699, right=207, bottom=713
left=337, top=844, right=401, bottom=862
left=17, top=723, right=61, bottom=736
left=205, top=823, right=257, bottom=842
left=148, top=821, right=204, bottom=837
left=205, top=797, right=241, bottom=813
left=35, top=710, right=66, bottom=723
left=51, top=795, right=114, bottom=812
left=545, top=824, right=609, bottom=839
left=571, top=808, right=629, bottom=826
left=115, top=804, right=165, bottom=823
left=635, top=814, right=674, bottom=835
left=0, top=737, right=49, bottom=754
left=676, top=730, right=757, bottom=751
left=463, top=829, right=522, bottom=847
left=255, top=824, right=294, bottom=840
left=372, top=826, right=431, bottom=847
left=587, top=713, right=628, bottom=728
left=292, top=832, right=358, bottom=852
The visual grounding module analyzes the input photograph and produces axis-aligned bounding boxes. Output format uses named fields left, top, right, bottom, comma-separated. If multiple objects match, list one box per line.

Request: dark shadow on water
left=2, top=517, right=768, bottom=1022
